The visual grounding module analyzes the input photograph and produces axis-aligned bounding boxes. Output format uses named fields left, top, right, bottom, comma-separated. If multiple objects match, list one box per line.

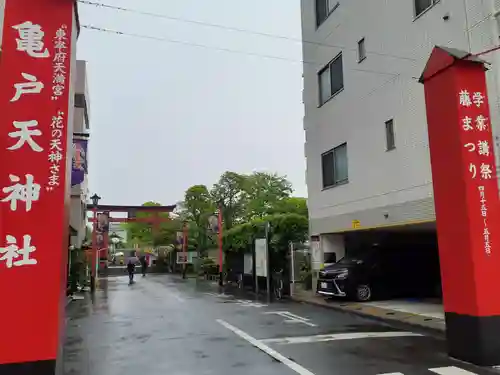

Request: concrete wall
left=70, top=60, right=90, bottom=248
left=70, top=196, right=86, bottom=246
left=302, top=0, right=500, bottom=235
left=73, top=60, right=90, bottom=133
left=321, top=233, right=345, bottom=262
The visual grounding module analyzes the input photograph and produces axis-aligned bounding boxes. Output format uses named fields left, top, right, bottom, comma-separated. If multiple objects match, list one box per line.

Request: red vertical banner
left=421, top=46, right=500, bottom=366
left=0, top=0, right=76, bottom=368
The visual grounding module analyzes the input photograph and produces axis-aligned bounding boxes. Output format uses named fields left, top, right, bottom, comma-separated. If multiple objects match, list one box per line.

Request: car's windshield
left=337, top=248, right=379, bottom=265
left=337, top=257, right=363, bottom=265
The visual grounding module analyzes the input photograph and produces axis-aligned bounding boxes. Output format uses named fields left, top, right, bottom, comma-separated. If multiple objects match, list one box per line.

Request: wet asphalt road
left=63, top=275, right=498, bottom=375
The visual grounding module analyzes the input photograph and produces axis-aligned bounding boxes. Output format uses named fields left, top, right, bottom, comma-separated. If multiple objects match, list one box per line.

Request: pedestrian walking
left=141, top=256, right=148, bottom=277
left=127, top=259, right=135, bottom=284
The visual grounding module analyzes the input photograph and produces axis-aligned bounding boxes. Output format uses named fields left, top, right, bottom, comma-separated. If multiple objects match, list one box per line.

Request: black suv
left=317, top=245, right=441, bottom=302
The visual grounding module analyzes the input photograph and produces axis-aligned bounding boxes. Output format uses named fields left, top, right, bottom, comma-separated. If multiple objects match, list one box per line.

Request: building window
left=318, top=53, right=344, bottom=105
left=358, top=38, right=366, bottom=62
left=415, top=0, right=438, bottom=17
left=316, top=0, right=339, bottom=27
left=322, top=143, right=348, bottom=188
left=385, top=119, right=396, bottom=151
left=75, top=93, right=85, bottom=108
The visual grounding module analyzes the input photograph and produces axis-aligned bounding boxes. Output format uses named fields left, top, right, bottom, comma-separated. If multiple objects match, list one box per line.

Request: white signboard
left=255, top=238, right=267, bottom=277
left=311, top=240, right=322, bottom=271
left=176, top=251, right=197, bottom=264
left=243, top=253, right=253, bottom=275
left=255, top=238, right=268, bottom=277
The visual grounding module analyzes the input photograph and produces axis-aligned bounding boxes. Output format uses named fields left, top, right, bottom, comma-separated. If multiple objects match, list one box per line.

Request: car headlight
left=336, top=271, right=348, bottom=279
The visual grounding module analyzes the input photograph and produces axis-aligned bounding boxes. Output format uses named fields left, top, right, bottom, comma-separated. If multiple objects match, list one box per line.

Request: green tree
left=183, top=185, right=214, bottom=225
left=211, top=171, right=247, bottom=230
left=268, top=197, right=308, bottom=217
left=243, top=172, right=293, bottom=220
left=180, top=185, right=216, bottom=255
left=156, top=217, right=184, bottom=246
left=223, top=213, right=308, bottom=271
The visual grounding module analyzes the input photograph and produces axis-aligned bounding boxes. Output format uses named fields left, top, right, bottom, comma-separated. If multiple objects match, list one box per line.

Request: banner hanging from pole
left=71, top=138, right=87, bottom=186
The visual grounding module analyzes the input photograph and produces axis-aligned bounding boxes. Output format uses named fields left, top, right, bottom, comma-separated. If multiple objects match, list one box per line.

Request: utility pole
left=90, top=193, right=101, bottom=292
left=218, top=203, right=224, bottom=287
left=265, top=222, right=271, bottom=302
left=182, top=221, right=188, bottom=279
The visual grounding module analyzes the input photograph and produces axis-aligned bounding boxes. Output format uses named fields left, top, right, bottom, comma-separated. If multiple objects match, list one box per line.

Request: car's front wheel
left=354, top=284, right=372, bottom=302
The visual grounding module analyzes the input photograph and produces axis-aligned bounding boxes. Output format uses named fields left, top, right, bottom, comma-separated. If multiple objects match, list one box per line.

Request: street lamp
left=90, top=193, right=101, bottom=292
left=90, top=193, right=101, bottom=206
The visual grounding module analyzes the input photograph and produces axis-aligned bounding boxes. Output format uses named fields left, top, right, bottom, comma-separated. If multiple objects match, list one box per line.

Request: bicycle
left=273, top=269, right=284, bottom=300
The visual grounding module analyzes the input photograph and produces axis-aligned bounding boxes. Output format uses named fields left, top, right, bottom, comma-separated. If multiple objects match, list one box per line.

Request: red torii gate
left=86, top=204, right=176, bottom=284
left=87, top=204, right=176, bottom=234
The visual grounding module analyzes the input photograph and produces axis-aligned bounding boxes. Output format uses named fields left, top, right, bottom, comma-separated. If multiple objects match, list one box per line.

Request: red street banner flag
left=0, top=0, right=76, bottom=366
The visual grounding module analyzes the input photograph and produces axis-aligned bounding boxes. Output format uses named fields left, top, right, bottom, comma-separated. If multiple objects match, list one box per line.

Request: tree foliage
left=268, top=197, right=308, bottom=217
left=210, top=171, right=247, bottom=230
left=183, top=185, right=215, bottom=226
left=179, top=185, right=216, bottom=255
left=222, top=213, right=308, bottom=272
left=223, top=213, right=308, bottom=253
left=243, top=172, right=293, bottom=220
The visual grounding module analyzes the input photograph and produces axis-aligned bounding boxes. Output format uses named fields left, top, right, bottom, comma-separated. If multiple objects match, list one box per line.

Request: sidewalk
left=291, top=289, right=446, bottom=335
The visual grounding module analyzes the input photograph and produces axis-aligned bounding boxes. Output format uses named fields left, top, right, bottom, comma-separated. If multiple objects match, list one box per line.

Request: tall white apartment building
left=302, top=0, right=500, bottom=258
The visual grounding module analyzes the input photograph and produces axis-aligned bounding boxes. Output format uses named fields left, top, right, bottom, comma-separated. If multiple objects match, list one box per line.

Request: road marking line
left=216, top=319, right=316, bottom=375
left=260, top=331, right=423, bottom=345
left=281, top=311, right=313, bottom=322
left=377, top=373, right=404, bottom=375
left=235, top=299, right=268, bottom=308
left=429, top=367, right=479, bottom=374
left=263, top=311, right=317, bottom=327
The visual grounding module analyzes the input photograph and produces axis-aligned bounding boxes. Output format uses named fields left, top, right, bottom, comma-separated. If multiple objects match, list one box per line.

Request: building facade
left=69, top=60, right=91, bottom=249
left=302, top=0, right=500, bottom=258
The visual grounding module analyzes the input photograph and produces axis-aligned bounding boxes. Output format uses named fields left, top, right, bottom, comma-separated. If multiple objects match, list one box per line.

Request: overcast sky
left=77, top=0, right=306, bottom=206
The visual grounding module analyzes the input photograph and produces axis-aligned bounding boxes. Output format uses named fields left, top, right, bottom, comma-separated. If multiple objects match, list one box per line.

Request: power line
left=81, top=24, right=409, bottom=78
left=77, top=0, right=418, bottom=63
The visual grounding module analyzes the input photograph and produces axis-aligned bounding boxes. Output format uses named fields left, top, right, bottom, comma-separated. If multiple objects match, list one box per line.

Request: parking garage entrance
left=316, top=222, right=444, bottom=319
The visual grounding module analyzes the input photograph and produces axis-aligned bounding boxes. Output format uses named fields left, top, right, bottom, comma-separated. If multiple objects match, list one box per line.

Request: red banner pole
left=420, top=46, right=500, bottom=366
left=0, top=0, right=77, bottom=372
